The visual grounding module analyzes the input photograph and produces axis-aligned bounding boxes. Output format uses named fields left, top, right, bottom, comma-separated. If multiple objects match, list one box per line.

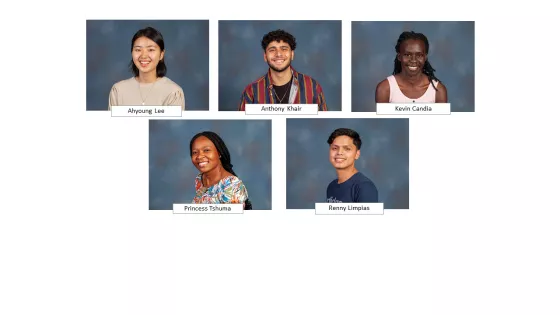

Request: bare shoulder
left=376, top=78, right=389, bottom=90
left=435, top=80, right=448, bottom=103
left=375, top=78, right=390, bottom=103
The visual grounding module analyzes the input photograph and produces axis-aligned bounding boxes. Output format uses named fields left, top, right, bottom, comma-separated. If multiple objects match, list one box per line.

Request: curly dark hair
left=261, top=29, right=296, bottom=51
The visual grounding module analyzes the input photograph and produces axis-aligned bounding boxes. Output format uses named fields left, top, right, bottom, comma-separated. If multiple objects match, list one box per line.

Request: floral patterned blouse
left=192, top=174, right=249, bottom=205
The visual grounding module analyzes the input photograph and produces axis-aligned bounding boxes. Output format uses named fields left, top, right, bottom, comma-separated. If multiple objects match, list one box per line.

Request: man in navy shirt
left=326, top=128, right=379, bottom=203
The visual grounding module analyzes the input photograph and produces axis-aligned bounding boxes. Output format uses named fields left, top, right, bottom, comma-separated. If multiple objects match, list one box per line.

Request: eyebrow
left=133, top=45, right=157, bottom=48
left=268, top=45, right=290, bottom=50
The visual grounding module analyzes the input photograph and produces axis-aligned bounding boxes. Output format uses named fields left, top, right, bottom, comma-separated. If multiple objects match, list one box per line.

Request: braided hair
left=393, top=31, right=441, bottom=91
left=189, top=131, right=253, bottom=210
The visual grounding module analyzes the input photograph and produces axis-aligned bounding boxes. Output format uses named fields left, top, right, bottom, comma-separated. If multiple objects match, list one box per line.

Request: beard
left=267, top=59, right=291, bottom=73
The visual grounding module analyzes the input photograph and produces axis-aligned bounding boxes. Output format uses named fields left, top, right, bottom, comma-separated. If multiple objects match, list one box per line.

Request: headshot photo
left=218, top=20, right=342, bottom=111
left=86, top=20, right=209, bottom=111
left=149, top=120, right=272, bottom=210
left=352, top=21, right=475, bottom=112
left=286, top=118, right=409, bottom=209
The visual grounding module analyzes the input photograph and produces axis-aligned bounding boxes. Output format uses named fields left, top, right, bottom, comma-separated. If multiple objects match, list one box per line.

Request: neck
left=398, top=71, right=424, bottom=85
left=336, top=167, right=358, bottom=184
left=202, top=166, right=226, bottom=187
left=270, top=67, right=292, bottom=86
left=137, top=71, right=158, bottom=84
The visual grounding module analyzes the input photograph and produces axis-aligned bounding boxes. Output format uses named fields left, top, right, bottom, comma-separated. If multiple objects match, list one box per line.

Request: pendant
left=142, top=102, right=145, bottom=105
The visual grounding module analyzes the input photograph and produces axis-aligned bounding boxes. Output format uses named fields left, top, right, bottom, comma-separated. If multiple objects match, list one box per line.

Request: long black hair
left=129, top=26, right=167, bottom=78
left=189, top=131, right=253, bottom=210
left=393, top=31, right=441, bottom=91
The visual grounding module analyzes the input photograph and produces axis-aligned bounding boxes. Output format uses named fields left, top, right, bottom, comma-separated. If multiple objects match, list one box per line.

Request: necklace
left=137, top=78, right=157, bottom=105
left=272, top=85, right=290, bottom=103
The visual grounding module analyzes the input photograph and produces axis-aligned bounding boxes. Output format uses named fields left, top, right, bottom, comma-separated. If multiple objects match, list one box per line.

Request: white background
left=1, top=1, right=559, bottom=314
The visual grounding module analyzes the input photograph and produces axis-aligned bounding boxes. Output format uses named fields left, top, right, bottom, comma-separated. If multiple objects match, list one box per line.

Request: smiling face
left=191, top=136, right=221, bottom=174
left=264, top=40, right=294, bottom=73
left=329, top=135, right=360, bottom=170
left=398, top=39, right=426, bottom=76
left=132, top=36, right=164, bottom=76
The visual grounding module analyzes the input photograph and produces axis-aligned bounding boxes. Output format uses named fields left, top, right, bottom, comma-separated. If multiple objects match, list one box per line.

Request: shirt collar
left=266, top=66, right=299, bottom=89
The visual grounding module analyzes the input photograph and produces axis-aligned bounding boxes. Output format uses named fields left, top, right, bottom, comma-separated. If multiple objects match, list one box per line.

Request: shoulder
left=376, top=77, right=390, bottom=91
left=354, top=173, right=377, bottom=187
left=295, top=70, right=321, bottom=86
left=244, top=74, right=267, bottom=90
left=327, top=178, right=338, bottom=189
left=111, top=77, right=136, bottom=90
left=221, top=175, right=245, bottom=189
left=435, top=80, right=447, bottom=91
left=159, top=77, right=183, bottom=92
left=194, top=174, right=203, bottom=190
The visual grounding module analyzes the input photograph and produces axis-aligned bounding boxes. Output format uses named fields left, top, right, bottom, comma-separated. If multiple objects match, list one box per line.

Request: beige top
left=108, top=77, right=185, bottom=110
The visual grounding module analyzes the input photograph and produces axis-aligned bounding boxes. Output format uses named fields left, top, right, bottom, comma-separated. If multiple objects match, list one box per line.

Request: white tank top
left=387, top=75, right=438, bottom=103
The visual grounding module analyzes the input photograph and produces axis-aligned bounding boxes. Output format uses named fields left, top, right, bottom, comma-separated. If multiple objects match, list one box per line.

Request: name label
left=172, top=203, right=244, bottom=214
left=315, top=203, right=384, bottom=215
left=245, top=104, right=318, bottom=115
left=376, top=103, right=451, bottom=115
left=111, top=105, right=183, bottom=117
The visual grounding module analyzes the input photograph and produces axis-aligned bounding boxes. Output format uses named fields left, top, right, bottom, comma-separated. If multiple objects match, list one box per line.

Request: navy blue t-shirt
left=326, top=172, right=379, bottom=203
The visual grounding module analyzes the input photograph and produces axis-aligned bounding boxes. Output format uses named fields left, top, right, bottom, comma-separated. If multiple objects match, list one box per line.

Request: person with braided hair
left=190, top=131, right=252, bottom=210
left=375, top=31, right=447, bottom=104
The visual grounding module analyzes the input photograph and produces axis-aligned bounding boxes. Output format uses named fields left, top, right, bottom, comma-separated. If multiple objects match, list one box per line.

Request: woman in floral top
left=190, top=131, right=252, bottom=209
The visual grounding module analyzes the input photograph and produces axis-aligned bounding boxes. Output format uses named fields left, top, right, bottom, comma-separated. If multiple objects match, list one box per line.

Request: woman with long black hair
left=189, top=131, right=252, bottom=210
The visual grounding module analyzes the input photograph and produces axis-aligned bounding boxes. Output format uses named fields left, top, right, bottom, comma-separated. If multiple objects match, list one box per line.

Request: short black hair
left=189, top=131, right=252, bottom=210
left=129, top=27, right=167, bottom=78
left=327, top=128, right=362, bottom=150
left=261, top=29, right=297, bottom=51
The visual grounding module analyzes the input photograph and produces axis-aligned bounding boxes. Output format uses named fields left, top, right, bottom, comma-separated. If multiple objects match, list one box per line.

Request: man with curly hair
left=238, top=29, right=327, bottom=111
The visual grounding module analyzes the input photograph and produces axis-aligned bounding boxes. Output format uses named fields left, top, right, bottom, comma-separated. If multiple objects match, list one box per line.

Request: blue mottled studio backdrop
left=219, top=20, right=342, bottom=111
left=86, top=20, right=209, bottom=111
left=149, top=120, right=272, bottom=210
left=286, top=118, right=409, bottom=209
left=352, top=21, right=475, bottom=112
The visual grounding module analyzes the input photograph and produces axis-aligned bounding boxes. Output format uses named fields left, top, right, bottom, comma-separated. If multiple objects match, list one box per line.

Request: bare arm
left=375, top=79, right=390, bottom=103
left=435, top=82, right=448, bottom=103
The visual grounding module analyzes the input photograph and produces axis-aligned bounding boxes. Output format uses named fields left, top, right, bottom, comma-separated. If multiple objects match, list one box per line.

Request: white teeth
left=198, top=162, right=208, bottom=167
left=408, top=66, right=418, bottom=70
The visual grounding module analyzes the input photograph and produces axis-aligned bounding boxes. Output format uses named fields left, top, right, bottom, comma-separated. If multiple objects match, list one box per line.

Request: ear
left=355, top=149, right=361, bottom=160
left=160, top=49, right=165, bottom=61
left=263, top=52, right=267, bottom=63
left=290, top=50, right=294, bottom=61
left=397, top=53, right=402, bottom=62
